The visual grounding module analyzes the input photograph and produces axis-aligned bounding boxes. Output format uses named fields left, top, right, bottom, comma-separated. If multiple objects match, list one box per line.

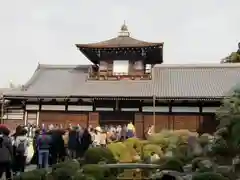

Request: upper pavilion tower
left=76, top=23, right=163, bottom=80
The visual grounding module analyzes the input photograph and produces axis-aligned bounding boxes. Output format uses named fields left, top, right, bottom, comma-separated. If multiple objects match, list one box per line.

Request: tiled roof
left=0, top=88, right=11, bottom=95
left=153, top=64, right=240, bottom=98
left=76, top=36, right=163, bottom=48
left=4, top=63, right=240, bottom=99
left=72, top=80, right=152, bottom=97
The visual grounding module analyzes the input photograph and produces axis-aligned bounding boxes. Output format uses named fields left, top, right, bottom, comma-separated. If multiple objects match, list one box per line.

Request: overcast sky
left=0, top=0, right=239, bottom=87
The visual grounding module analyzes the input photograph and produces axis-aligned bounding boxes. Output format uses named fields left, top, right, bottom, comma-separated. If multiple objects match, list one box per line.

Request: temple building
left=2, top=23, right=240, bottom=136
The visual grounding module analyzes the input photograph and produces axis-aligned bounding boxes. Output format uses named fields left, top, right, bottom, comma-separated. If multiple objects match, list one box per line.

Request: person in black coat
left=79, top=129, right=92, bottom=157
left=68, top=129, right=79, bottom=159
left=31, top=128, right=40, bottom=165
left=50, top=130, right=65, bottom=165
left=0, top=125, right=12, bottom=179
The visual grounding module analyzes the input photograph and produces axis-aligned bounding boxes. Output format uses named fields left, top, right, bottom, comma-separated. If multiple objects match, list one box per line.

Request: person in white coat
left=14, top=128, right=29, bottom=173
left=93, top=127, right=102, bottom=147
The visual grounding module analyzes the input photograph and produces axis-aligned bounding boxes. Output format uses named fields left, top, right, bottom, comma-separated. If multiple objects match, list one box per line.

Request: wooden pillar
left=65, top=99, right=69, bottom=111
left=139, top=100, right=143, bottom=112
left=153, top=96, right=156, bottom=132
left=168, top=100, right=174, bottom=130
left=134, top=113, right=144, bottom=139
left=115, top=99, right=119, bottom=111
left=36, top=111, right=40, bottom=127
left=92, top=99, right=96, bottom=111
left=39, top=99, right=42, bottom=111
left=0, top=96, right=4, bottom=124
left=88, top=112, right=99, bottom=128
left=24, top=111, right=28, bottom=125
left=198, top=101, right=203, bottom=133
left=38, top=99, right=42, bottom=127
left=22, top=101, right=26, bottom=125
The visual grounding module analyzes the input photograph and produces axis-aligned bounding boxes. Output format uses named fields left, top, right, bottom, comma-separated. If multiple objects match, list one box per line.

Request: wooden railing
left=87, top=66, right=152, bottom=81
left=88, top=73, right=152, bottom=80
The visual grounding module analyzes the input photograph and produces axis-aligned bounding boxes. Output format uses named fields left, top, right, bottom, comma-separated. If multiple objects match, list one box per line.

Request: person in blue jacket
left=36, top=129, right=52, bottom=169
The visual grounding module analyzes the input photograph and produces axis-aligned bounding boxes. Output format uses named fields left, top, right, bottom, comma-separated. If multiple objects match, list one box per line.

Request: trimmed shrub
left=214, top=128, right=228, bottom=138
left=52, top=168, right=76, bottom=180
left=73, top=172, right=96, bottom=180
left=140, top=140, right=150, bottom=145
left=172, top=129, right=198, bottom=137
left=148, top=130, right=171, bottom=143
left=123, top=138, right=143, bottom=155
left=143, top=144, right=163, bottom=159
left=211, top=138, right=230, bottom=156
left=51, top=160, right=80, bottom=180
left=147, top=129, right=198, bottom=153
left=216, top=165, right=235, bottom=180
left=83, top=147, right=116, bottom=164
left=172, top=144, right=191, bottom=163
left=192, top=172, right=228, bottom=180
left=52, top=159, right=80, bottom=171
left=192, top=157, right=210, bottom=171
left=198, top=134, right=211, bottom=147
left=107, top=142, right=133, bottom=162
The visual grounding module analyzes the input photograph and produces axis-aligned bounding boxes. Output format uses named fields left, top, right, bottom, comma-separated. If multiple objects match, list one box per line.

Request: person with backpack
left=0, top=125, right=13, bottom=180
left=14, top=128, right=29, bottom=174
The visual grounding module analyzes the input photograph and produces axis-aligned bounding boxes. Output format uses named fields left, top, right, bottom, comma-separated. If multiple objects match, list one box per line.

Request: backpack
left=16, top=139, right=26, bottom=155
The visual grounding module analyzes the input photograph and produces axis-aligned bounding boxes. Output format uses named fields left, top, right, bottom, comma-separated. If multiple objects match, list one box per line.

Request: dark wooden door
left=99, top=111, right=134, bottom=126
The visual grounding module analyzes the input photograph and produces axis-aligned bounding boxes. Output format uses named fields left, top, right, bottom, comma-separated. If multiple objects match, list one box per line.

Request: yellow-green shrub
left=147, top=129, right=198, bottom=151
left=147, top=133, right=169, bottom=150
left=143, top=144, right=163, bottom=158
left=198, top=134, right=212, bottom=147
left=123, top=138, right=143, bottom=155
left=173, top=144, right=191, bottom=163
left=107, top=142, right=133, bottom=162
left=172, top=129, right=198, bottom=137
left=140, top=140, right=150, bottom=145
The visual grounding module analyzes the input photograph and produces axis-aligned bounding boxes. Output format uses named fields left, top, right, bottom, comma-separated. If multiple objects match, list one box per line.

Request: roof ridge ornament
left=118, top=20, right=130, bottom=37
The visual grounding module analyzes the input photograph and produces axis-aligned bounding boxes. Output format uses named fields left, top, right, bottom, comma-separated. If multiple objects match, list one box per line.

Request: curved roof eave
left=76, top=36, right=163, bottom=49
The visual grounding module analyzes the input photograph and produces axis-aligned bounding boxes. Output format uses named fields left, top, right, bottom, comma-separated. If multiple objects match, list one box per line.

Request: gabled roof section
left=3, top=64, right=90, bottom=98
left=0, top=88, right=12, bottom=95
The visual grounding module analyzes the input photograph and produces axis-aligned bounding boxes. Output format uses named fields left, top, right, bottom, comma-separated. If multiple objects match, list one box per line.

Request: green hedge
left=13, top=169, right=47, bottom=180
left=51, top=160, right=81, bottom=180
left=82, top=164, right=115, bottom=180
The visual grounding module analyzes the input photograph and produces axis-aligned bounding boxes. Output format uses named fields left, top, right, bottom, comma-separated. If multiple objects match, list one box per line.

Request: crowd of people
left=0, top=121, right=146, bottom=180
